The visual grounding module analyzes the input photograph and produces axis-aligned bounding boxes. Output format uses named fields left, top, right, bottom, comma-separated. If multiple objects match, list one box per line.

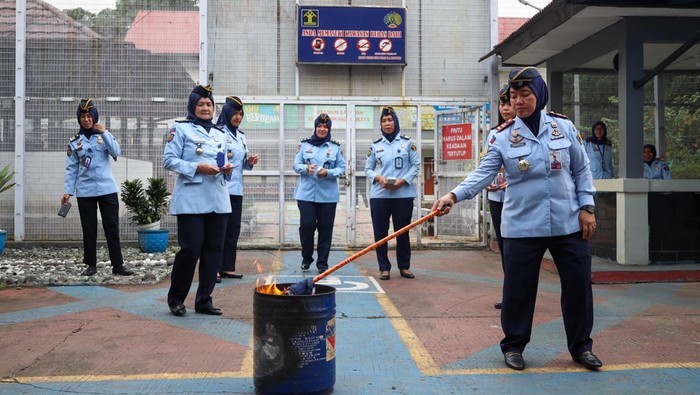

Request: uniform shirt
left=222, top=125, right=254, bottom=196
left=293, top=139, right=346, bottom=203
left=364, top=134, right=420, bottom=199
left=643, top=158, right=672, bottom=179
left=450, top=112, right=596, bottom=238
left=585, top=140, right=614, bottom=179
left=163, top=121, right=232, bottom=215
left=64, top=130, right=120, bottom=198
left=484, top=127, right=505, bottom=203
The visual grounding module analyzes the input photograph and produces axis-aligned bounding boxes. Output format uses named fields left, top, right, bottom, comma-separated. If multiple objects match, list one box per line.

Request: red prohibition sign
left=379, top=39, right=392, bottom=52
left=312, top=38, right=325, bottom=51
left=356, top=39, right=370, bottom=52
left=334, top=38, right=348, bottom=52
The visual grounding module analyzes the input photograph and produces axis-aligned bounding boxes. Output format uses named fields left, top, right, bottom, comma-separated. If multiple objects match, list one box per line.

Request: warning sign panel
left=298, top=6, right=406, bottom=65
left=442, top=124, right=472, bottom=161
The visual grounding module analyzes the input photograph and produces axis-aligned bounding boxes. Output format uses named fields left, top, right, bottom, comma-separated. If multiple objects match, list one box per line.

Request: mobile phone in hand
left=387, top=177, right=396, bottom=185
left=58, top=202, right=71, bottom=217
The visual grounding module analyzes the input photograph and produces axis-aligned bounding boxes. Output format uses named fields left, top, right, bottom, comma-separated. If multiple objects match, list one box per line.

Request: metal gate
left=431, top=106, right=487, bottom=245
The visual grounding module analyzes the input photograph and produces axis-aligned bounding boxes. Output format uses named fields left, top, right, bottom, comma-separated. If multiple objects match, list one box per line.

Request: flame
left=254, top=258, right=287, bottom=295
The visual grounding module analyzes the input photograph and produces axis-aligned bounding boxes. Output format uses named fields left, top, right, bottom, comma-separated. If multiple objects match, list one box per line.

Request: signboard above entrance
left=297, top=6, right=406, bottom=65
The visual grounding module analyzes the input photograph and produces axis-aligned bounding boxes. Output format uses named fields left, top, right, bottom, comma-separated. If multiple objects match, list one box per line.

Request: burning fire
left=255, top=259, right=287, bottom=295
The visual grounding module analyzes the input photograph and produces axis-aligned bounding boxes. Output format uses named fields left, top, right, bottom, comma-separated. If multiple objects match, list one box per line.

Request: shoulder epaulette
left=400, top=134, right=411, bottom=140
left=547, top=111, right=569, bottom=120
left=331, top=140, right=340, bottom=146
left=373, top=137, right=382, bottom=144
left=301, top=137, right=311, bottom=143
left=495, top=118, right=515, bottom=132
left=69, top=133, right=80, bottom=142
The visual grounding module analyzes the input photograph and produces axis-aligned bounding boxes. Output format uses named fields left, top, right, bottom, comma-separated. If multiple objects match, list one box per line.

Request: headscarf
left=586, top=121, right=610, bottom=145
left=186, top=84, right=216, bottom=132
left=508, top=67, right=548, bottom=136
left=77, top=98, right=99, bottom=138
left=307, top=113, right=332, bottom=146
left=380, top=106, right=401, bottom=142
left=497, top=84, right=510, bottom=125
left=217, top=96, right=244, bottom=136
left=643, top=144, right=657, bottom=166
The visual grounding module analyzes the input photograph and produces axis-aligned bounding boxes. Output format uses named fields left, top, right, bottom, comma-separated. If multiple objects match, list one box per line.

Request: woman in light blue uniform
left=433, top=67, right=602, bottom=372
left=163, top=85, right=233, bottom=317
left=62, top=99, right=133, bottom=277
left=486, top=85, right=514, bottom=309
left=365, top=106, right=420, bottom=281
left=293, top=114, right=346, bottom=274
left=585, top=121, right=614, bottom=179
left=643, top=144, right=672, bottom=179
left=217, top=96, right=258, bottom=280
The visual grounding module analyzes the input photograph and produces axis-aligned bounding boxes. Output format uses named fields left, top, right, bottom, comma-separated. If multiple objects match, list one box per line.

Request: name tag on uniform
left=550, top=151, right=562, bottom=171
left=394, top=157, right=403, bottom=169
left=82, top=156, right=92, bottom=169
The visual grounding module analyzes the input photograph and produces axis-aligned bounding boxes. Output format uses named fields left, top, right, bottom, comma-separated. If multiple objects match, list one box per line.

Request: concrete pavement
left=0, top=248, right=698, bottom=394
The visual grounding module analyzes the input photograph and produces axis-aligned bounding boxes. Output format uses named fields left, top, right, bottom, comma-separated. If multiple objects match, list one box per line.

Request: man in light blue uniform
left=433, top=67, right=602, bottom=372
left=293, top=114, right=346, bottom=274
left=643, top=144, right=672, bottom=179
left=365, top=106, right=420, bottom=280
left=163, top=85, right=233, bottom=317
left=218, top=96, right=259, bottom=280
left=62, top=98, right=133, bottom=277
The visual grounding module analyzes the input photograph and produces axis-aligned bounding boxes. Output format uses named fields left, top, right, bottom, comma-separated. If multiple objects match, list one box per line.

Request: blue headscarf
left=217, top=96, right=244, bottom=136
left=307, top=113, right=332, bottom=146
left=643, top=144, right=657, bottom=166
left=508, top=67, right=548, bottom=136
left=77, top=98, right=99, bottom=137
left=586, top=121, right=610, bottom=145
left=380, top=106, right=401, bottom=142
left=186, top=85, right=216, bottom=132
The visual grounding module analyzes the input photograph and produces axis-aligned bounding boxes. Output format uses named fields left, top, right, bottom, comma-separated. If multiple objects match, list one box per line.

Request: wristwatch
left=580, top=205, right=595, bottom=214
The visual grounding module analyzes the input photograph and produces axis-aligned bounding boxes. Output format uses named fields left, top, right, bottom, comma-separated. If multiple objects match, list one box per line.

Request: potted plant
left=0, top=164, right=15, bottom=256
left=121, top=177, right=171, bottom=253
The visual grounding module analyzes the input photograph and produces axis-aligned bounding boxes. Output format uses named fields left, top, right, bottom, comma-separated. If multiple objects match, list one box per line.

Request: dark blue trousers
left=76, top=193, right=123, bottom=267
left=500, top=232, right=594, bottom=357
left=221, top=195, right=243, bottom=273
left=370, top=197, right=414, bottom=272
left=297, top=200, right=337, bottom=270
left=168, top=213, right=227, bottom=310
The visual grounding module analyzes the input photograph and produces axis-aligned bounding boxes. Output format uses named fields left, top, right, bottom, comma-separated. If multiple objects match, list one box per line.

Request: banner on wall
left=298, top=6, right=406, bottom=65
left=442, top=123, right=472, bottom=161
left=304, top=106, right=374, bottom=130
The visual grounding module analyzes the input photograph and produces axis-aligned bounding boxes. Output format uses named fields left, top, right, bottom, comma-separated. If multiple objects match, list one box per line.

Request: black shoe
left=379, top=271, right=390, bottom=280
left=494, top=302, right=502, bottom=309
left=170, top=304, right=186, bottom=317
left=573, top=351, right=602, bottom=370
left=215, top=275, right=222, bottom=283
left=112, top=265, right=134, bottom=276
left=318, top=268, right=328, bottom=275
left=504, top=352, right=525, bottom=370
left=301, top=261, right=311, bottom=271
left=195, top=306, right=223, bottom=315
left=400, top=270, right=415, bottom=279
left=82, top=266, right=97, bottom=276
left=220, top=272, right=243, bottom=279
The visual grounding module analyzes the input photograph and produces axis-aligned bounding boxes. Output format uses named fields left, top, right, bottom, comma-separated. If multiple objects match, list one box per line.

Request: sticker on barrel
left=326, top=317, right=336, bottom=361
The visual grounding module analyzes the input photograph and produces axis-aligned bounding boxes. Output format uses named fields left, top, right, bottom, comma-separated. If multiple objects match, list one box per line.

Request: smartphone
left=58, top=202, right=71, bottom=217
left=387, top=177, right=396, bottom=185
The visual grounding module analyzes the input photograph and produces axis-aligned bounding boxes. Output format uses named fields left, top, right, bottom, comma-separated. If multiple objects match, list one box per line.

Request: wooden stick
left=312, top=210, right=440, bottom=283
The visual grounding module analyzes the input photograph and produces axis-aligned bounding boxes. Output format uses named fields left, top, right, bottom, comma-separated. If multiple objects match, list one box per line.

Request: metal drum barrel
left=254, top=284, right=336, bottom=395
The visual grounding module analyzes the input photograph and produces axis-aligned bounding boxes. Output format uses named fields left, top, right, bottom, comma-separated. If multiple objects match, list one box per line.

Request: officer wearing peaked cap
left=293, top=113, right=346, bottom=274
left=62, top=98, right=133, bottom=277
left=217, top=96, right=259, bottom=280
left=432, top=67, right=602, bottom=372
left=365, top=106, right=420, bottom=281
left=163, top=84, right=234, bottom=317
